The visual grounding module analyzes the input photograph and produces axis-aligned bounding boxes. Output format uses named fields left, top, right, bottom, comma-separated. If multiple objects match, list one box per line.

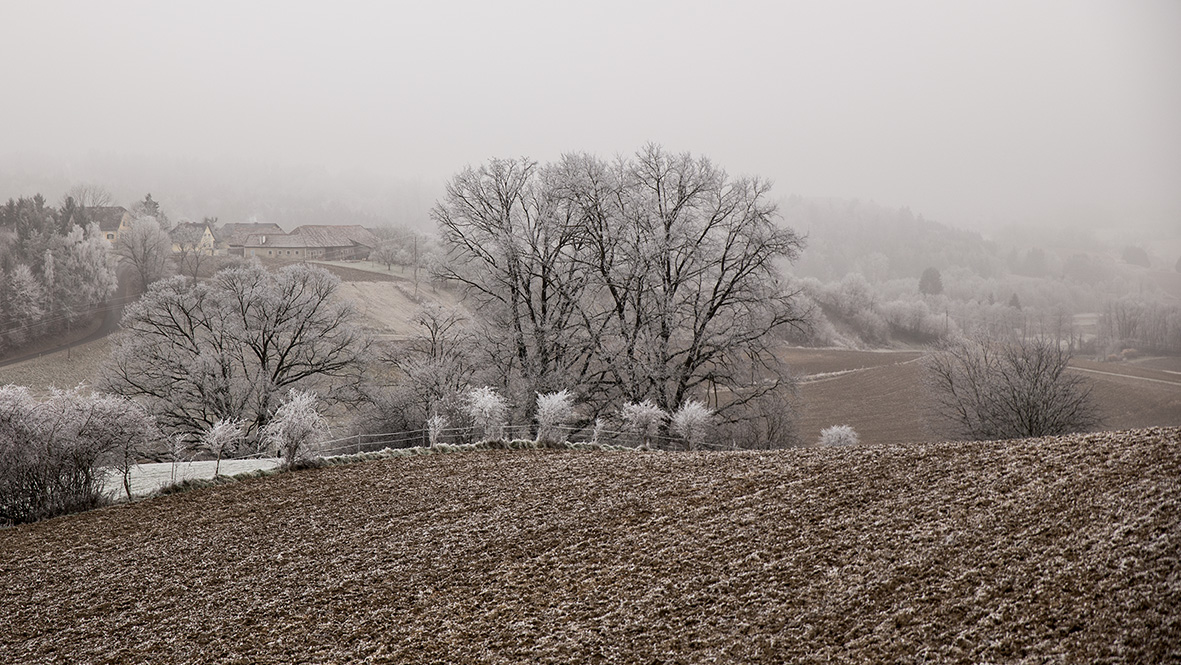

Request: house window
left=106, top=233, right=114, bottom=240
left=268, top=250, right=272, bottom=255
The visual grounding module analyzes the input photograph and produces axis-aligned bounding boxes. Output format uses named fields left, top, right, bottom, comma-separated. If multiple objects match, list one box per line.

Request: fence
left=313, top=423, right=735, bottom=457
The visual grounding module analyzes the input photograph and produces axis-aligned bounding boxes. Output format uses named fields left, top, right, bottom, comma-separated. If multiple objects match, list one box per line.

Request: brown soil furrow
left=2, top=430, right=1179, bottom=663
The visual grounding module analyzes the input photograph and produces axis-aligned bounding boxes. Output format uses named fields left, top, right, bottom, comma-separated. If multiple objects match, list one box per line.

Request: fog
left=2, top=0, right=1177, bottom=234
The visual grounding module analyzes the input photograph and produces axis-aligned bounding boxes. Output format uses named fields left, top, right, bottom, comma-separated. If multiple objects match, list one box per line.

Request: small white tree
left=262, top=390, right=328, bottom=468
left=201, top=418, right=244, bottom=477
left=620, top=400, right=667, bottom=449
left=427, top=413, right=447, bottom=448
left=591, top=418, right=606, bottom=445
left=819, top=425, right=859, bottom=446
left=535, top=390, right=576, bottom=444
left=670, top=400, right=714, bottom=451
left=462, top=386, right=508, bottom=442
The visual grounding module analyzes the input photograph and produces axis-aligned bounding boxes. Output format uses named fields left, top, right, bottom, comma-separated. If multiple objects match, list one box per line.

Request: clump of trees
left=100, top=262, right=368, bottom=446
left=0, top=386, right=163, bottom=525
left=433, top=145, right=806, bottom=446
left=924, top=337, right=1099, bottom=440
left=0, top=195, right=119, bottom=353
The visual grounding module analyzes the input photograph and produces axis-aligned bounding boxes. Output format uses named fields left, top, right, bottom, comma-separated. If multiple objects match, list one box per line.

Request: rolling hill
left=3, top=428, right=1177, bottom=663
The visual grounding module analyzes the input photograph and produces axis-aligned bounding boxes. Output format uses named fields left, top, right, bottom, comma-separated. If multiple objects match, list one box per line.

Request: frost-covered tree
left=4, top=265, right=45, bottom=344
left=535, top=390, right=575, bottom=444
left=818, top=425, right=859, bottom=446
left=101, top=263, right=367, bottom=442
left=427, top=413, right=447, bottom=448
left=81, top=392, right=164, bottom=501
left=384, top=305, right=478, bottom=428
left=115, top=216, right=173, bottom=292
left=262, top=390, right=328, bottom=468
left=462, top=386, right=508, bottom=442
left=201, top=418, right=244, bottom=476
left=54, top=223, right=118, bottom=325
left=670, top=400, right=713, bottom=450
left=620, top=400, right=667, bottom=449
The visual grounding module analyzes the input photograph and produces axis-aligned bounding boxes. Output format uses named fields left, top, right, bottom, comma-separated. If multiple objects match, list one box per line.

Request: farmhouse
left=84, top=206, right=134, bottom=243
left=219, top=222, right=287, bottom=255
left=169, top=220, right=218, bottom=254
left=241, top=224, right=379, bottom=260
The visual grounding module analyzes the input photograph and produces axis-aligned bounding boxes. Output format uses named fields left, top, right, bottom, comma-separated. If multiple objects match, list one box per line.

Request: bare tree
left=100, top=263, right=368, bottom=443
left=171, top=223, right=213, bottom=285
left=115, top=216, right=174, bottom=292
left=433, top=146, right=807, bottom=432
left=925, top=337, right=1100, bottom=440
left=66, top=184, right=114, bottom=209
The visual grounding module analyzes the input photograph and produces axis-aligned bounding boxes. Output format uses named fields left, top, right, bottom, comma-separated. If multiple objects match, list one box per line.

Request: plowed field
left=3, top=428, right=1178, bottom=663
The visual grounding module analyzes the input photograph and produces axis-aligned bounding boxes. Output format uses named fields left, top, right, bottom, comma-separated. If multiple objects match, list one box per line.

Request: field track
left=3, top=428, right=1178, bottom=663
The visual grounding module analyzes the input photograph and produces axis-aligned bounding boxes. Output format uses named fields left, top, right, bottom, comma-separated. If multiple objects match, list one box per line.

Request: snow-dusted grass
left=104, top=458, right=282, bottom=498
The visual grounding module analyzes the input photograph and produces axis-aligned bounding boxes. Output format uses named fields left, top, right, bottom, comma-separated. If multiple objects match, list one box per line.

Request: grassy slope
left=3, top=428, right=1178, bottom=664
left=789, top=348, right=1181, bottom=446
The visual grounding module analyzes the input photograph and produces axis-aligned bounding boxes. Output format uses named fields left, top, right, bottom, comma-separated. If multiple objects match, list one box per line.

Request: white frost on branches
left=262, top=390, right=328, bottom=468
left=819, top=425, right=860, bottom=446
left=535, top=390, right=575, bottom=444
left=462, top=386, right=508, bottom=442
left=201, top=418, right=245, bottom=476
left=620, top=400, right=667, bottom=449
left=670, top=400, right=714, bottom=450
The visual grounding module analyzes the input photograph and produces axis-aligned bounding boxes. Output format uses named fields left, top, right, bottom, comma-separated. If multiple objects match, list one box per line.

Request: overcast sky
left=2, top=0, right=1178, bottom=231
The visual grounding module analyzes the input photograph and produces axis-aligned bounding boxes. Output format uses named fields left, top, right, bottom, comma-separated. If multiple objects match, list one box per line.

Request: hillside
left=3, top=429, right=1178, bottom=663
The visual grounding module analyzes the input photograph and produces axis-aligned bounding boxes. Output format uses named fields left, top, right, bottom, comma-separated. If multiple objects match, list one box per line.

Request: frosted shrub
left=0, top=386, right=159, bottom=523
left=535, top=390, right=575, bottom=444
left=819, top=424, right=860, bottom=446
left=262, top=390, right=329, bottom=468
left=671, top=400, right=714, bottom=450
left=620, top=400, right=667, bottom=449
left=462, top=386, right=508, bottom=442
left=201, top=418, right=244, bottom=477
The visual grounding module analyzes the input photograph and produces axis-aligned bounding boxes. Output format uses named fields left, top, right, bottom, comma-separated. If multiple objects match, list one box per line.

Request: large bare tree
left=100, top=263, right=368, bottom=443
left=433, top=145, right=806, bottom=429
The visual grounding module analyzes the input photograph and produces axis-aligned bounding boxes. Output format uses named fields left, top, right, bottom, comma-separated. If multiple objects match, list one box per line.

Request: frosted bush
left=671, top=400, right=714, bottom=450
left=262, top=390, right=329, bottom=468
left=535, top=390, right=575, bottom=444
left=201, top=418, right=244, bottom=477
left=819, top=424, right=860, bottom=446
left=462, top=386, right=508, bottom=442
left=0, top=386, right=160, bottom=522
left=620, top=400, right=667, bottom=449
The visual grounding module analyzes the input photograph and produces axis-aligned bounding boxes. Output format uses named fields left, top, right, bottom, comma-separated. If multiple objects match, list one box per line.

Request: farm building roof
left=287, top=224, right=380, bottom=249
left=83, top=206, right=130, bottom=232
left=220, top=223, right=286, bottom=246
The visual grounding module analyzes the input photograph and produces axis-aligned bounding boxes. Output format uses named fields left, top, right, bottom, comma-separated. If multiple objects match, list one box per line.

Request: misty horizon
left=2, top=1, right=1178, bottom=237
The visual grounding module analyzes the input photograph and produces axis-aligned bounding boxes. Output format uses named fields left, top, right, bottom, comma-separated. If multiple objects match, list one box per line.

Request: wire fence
left=313, top=423, right=735, bottom=457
